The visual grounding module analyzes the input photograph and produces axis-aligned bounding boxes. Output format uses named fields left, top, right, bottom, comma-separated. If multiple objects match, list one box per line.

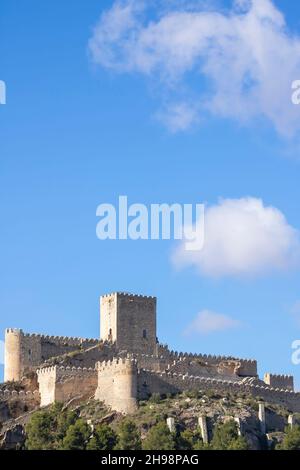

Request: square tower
left=100, top=293, right=157, bottom=355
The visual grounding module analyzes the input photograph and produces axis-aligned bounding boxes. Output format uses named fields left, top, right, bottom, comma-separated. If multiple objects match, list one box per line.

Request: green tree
left=143, top=422, right=175, bottom=450
left=115, top=419, right=141, bottom=450
left=87, top=424, right=117, bottom=450
left=25, top=410, right=56, bottom=450
left=62, top=419, right=91, bottom=450
left=211, top=420, right=248, bottom=450
left=25, top=402, right=80, bottom=450
left=176, top=429, right=205, bottom=450
left=56, top=409, right=78, bottom=441
left=279, top=425, right=300, bottom=450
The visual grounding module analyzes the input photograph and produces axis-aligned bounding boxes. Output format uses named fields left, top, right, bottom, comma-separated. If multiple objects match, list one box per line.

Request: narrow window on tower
left=143, top=329, right=147, bottom=339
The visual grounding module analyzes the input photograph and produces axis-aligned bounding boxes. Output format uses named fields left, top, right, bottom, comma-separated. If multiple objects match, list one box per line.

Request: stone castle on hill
left=2, top=292, right=300, bottom=414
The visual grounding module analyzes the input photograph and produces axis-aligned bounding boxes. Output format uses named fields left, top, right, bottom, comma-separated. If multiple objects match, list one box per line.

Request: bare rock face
left=0, top=424, right=25, bottom=450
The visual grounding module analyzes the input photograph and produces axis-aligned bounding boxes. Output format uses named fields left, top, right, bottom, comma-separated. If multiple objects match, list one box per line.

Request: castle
left=2, top=292, right=300, bottom=414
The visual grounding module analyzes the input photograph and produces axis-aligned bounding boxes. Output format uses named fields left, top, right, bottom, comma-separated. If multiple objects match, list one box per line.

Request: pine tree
left=211, top=420, right=248, bottom=450
left=279, top=425, right=300, bottom=450
left=143, top=422, right=175, bottom=450
left=114, top=419, right=141, bottom=450
left=87, top=424, right=117, bottom=450
left=62, top=419, right=91, bottom=450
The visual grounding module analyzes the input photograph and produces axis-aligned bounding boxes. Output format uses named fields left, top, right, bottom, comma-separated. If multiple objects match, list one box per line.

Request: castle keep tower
left=100, top=293, right=157, bottom=355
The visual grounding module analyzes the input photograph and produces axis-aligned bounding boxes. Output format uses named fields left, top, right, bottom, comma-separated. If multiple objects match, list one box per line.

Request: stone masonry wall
left=4, top=328, right=99, bottom=382
left=37, top=366, right=97, bottom=407
left=264, top=373, right=294, bottom=391
left=95, top=358, right=138, bottom=414
left=137, top=369, right=300, bottom=412
left=0, top=389, right=40, bottom=404
left=100, top=293, right=157, bottom=355
left=157, top=344, right=258, bottom=377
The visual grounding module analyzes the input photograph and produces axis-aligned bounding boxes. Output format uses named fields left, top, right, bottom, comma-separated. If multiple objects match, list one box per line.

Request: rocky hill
left=1, top=384, right=299, bottom=450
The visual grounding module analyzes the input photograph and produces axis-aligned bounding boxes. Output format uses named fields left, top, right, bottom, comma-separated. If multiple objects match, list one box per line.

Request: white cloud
left=184, top=309, right=240, bottom=335
left=89, top=0, right=300, bottom=136
left=0, top=340, right=4, bottom=365
left=173, top=197, right=300, bottom=278
left=156, top=102, right=200, bottom=132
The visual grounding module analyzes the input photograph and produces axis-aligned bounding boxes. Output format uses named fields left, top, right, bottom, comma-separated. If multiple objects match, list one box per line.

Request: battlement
left=37, top=365, right=96, bottom=375
left=101, top=292, right=156, bottom=300
left=139, top=369, right=296, bottom=393
left=157, top=345, right=257, bottom=377
left=4, top=328, right=99, bottom=383
left=137, top=369, right=300, bottom=411
left=264, top=373, right=294, bottom=391
left=5, top=328, right=98, bottom=346
left=0, top=389, right=40, bottom=401
left=96, top=357, right=137, bottom=373
left=37, top=365, right=97, bottom=407
left=164, top=350, right=256, bottom=364
left=5, top=328, right=22, bottom=334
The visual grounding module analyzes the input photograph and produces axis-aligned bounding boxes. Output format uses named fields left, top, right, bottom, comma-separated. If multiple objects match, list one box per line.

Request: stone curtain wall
left=264, top=373, right=294, bottom=391
left=4, top=328, right=99, bottom=382
left=137, top=370, right=300, bottom=412
left=0, top=389, right=40, bottom=404
left=37, top=366, right=97, bottom=407
left=157, top=344, right=258, bottom=377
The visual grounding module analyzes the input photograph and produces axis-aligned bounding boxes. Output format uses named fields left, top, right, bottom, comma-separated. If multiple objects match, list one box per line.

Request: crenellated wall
left=4, top=328, right=99, bottom=382
left=0, top=389, right=40, bottom=403
left=264, top=373, right=294, bottom=391
left=137, top=369, right=300, bottom=412
left=95, top=357, right=138, bottom=414
left=157, top=344, right=258, bottom=377
left=37, top=366, right=97, bottom=407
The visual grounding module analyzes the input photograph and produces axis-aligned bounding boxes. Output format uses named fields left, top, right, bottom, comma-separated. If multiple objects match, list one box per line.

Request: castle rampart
left=4, top=328, right=99, bottom=382
left=37, top=366, right=97, bottom=407
left=157, top=344, right=258, bottom=377
left=0, top=389, right=40, bottom=404
left=137, top=369, right=300, bottom=412
left=264, top=373, right=294, bottom=391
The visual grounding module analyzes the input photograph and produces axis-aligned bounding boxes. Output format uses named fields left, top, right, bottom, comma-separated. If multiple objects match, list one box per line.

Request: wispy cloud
left=89, top=0, right=300, bottom=136
left=184, top=309, right=240, bottom=335
left=172, top=197, right=300, bottom=278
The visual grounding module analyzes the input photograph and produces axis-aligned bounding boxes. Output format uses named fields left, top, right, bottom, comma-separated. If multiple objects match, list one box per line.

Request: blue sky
left=1, top=0, right=300, bottom=387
